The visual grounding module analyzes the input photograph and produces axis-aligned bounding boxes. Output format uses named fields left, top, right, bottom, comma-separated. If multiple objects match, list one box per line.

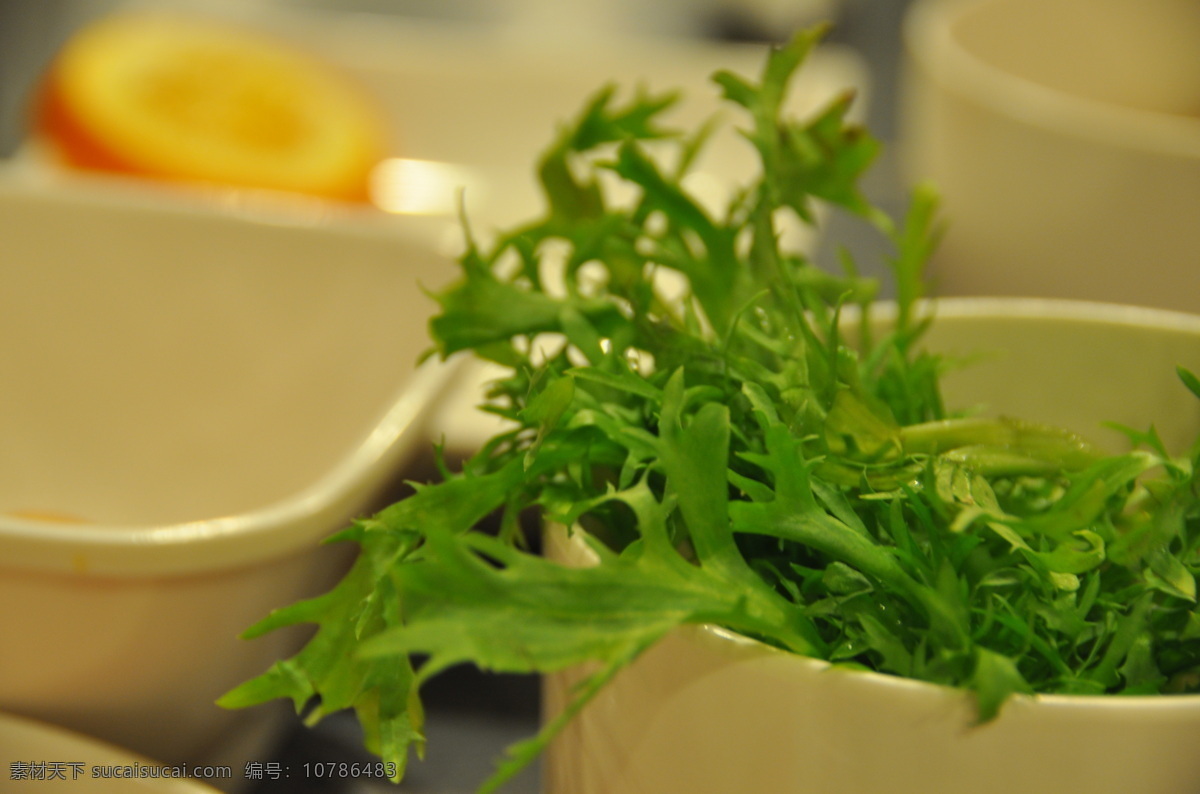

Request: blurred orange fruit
left=32, top=13, right=386, bottom=202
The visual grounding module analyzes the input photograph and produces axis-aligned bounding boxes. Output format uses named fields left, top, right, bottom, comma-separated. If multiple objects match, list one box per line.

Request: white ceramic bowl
left=900, top=0, right=1200, bottom=313
left=0, top=711, right=223, bottom=793
left=0, top=180, right=462, bottom=782
left=544, top=298, right=1200, bottom=794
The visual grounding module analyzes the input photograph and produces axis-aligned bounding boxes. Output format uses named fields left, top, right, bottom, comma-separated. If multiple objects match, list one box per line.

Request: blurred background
left=0, top=0, right=915, bottom=218
left=0, top=0, right=911, bottom=147
left=0, top=0, right=930, bottom=306
left=1, top=0, right=1195, bottom=792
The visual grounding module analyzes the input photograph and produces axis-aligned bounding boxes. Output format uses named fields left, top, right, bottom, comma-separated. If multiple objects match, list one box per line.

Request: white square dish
left=0, top=179, right=462, bottom=781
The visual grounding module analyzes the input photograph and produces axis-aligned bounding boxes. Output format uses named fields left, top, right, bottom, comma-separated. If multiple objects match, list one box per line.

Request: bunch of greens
left=221, top=27, right=1200, bottom=791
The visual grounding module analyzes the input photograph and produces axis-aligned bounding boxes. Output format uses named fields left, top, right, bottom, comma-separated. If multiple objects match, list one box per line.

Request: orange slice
left=32, top=13, right=386, bottom=202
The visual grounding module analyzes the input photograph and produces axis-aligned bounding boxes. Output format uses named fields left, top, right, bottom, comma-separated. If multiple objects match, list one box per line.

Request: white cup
left=900, top=0, right=1200, bottom=312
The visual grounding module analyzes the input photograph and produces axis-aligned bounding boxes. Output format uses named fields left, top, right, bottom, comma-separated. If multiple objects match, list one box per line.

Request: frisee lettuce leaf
left=220, top=26, right=1200, bottom=789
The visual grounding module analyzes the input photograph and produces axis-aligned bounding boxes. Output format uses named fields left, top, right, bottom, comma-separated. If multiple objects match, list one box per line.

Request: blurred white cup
left=900, top=0, right=1200, bottom=312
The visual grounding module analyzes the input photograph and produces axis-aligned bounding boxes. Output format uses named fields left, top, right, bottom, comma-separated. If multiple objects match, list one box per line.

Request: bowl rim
left=693, top=623, right=1200, bottom=712
left=0, top=348, right=462, bottom=578
left=879, top=294, right=1200, bottom=331
left=902, top=0, right=1200, bottom=160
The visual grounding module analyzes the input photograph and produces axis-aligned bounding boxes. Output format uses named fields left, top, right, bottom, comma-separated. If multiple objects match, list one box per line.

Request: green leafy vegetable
left=221, top=26, right=1200, bottom=790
